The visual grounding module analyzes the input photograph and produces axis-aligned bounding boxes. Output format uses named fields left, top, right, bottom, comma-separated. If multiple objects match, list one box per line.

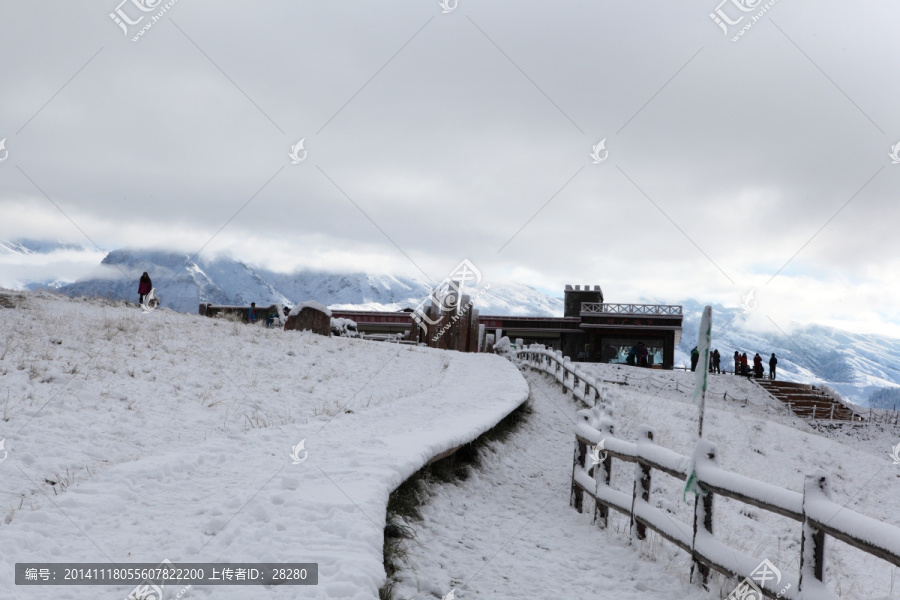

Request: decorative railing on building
left=580, top=302, right=683, bottom=316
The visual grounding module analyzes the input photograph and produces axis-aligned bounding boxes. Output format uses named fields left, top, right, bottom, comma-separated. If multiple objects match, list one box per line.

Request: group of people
left=690, top=346, right=778, bottom=379
left=247, top=302, right=286, bottom=328
left=626, top=341, right=651, bottom=367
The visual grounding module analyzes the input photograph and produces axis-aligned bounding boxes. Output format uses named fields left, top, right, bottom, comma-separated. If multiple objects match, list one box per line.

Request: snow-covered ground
left=392, top=357, right=900, bottom=599
left=3, top=290, right=899, bottom=600
left=556, top=360, right=900, bottom=598
left=389, top=368, right=703, bottom=600
left=0, top=291, right=528, bottom=600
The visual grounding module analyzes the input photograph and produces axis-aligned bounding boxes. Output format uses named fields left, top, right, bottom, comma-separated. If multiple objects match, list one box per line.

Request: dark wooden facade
left=204, top=284, right=682, bottom=366
left=478, top=286, right=682, bottom=368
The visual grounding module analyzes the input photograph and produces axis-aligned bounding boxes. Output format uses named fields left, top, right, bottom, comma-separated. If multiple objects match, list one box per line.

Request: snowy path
left=0, top=295, right=528, bottom=600
left=391, top=367, right=701, bottom=600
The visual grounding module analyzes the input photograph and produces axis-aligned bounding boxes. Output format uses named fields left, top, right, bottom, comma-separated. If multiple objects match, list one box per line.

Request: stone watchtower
left=563, top=285, right=603, bottom=318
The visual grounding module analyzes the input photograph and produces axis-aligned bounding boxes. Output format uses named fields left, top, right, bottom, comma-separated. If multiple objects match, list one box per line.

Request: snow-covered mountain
left=7, top=241, right=899, bottom=407
left=1, top=239, right=93, bottom=255
left=54, top=248, right=564, bottom=318
left=672, top=299, right=900, bottom=409
left=0, top=239, right=105, bottom=290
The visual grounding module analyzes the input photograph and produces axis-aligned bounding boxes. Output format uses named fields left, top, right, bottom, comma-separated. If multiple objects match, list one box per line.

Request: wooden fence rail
left=515, top=345, right=900, bottom=600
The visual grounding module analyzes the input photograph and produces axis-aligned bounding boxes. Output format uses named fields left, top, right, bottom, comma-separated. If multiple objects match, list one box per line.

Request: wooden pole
left=570, top=438, right=587, bottom=512
left=594, top=422, right=614, bottom=529
left=630, top=427, right=654, bottom=541
left=690, top=442, right=716, bottom=589
left=799, top=473, right=829, bottom=592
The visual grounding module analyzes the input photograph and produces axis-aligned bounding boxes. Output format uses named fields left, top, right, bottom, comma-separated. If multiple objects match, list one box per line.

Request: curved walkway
left=391, top=366, right=700, bottom=600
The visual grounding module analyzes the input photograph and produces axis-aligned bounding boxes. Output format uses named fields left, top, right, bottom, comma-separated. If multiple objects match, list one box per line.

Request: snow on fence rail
left=513, top=345, right=607, bottom=406
left=515, top=346, right=900, bottom=600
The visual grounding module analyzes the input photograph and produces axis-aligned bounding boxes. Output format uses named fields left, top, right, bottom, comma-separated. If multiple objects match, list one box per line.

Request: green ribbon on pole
left=683, top=468, right=706, bottom=501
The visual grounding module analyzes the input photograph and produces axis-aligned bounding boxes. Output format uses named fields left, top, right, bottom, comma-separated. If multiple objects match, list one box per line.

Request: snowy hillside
left=2, top=291, right=899, bottom=599
left=527, top=357, right=900, bottom=599
left=0, top=291, right=528, bottom=600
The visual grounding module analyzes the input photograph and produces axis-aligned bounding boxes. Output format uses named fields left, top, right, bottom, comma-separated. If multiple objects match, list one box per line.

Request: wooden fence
left=516, top=346, right=900, bottom=600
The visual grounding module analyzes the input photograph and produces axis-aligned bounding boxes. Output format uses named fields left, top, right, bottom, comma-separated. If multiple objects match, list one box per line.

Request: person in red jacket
left=753, top=353, right=764, bottom=378
left=138, top=272, right=152, bottom=305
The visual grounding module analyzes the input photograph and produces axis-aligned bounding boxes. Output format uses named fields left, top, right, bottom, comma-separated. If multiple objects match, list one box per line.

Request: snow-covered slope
left=0, top=291, right=528, bottom=600
left=547, top=359, right=900, bottom=599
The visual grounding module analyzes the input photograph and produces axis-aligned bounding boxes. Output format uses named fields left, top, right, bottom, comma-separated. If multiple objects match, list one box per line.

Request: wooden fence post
left=594, top=422, right=614, bottom=528
left=690, top=442, right=716, bottom=589
left=570, top=437, right=587, bottom=512
left=630, top=426, right=654, bottom=541
left=799, top=473, right=829, bottom=592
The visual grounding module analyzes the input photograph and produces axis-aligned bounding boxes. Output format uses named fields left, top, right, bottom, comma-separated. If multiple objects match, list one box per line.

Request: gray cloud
left=1, top=1, right=898, bottom=334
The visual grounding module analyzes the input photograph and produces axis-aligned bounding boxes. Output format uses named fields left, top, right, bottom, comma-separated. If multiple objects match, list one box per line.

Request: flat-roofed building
left=296, top=284, right=683, bottom=368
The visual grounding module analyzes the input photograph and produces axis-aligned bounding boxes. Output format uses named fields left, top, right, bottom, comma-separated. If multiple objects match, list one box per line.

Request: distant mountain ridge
left=5, top=240, right=900, bottom=408
left=0, top=238, right=103, bottom=290
left=54, top=247, right=565, bottom=318
left=672, top=299, right=900, bottom=410
left=0, top=239, right=95, bottom=255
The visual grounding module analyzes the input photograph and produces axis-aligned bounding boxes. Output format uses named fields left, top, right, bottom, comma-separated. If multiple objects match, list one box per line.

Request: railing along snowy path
left=515, top=346, right=900, bottom=600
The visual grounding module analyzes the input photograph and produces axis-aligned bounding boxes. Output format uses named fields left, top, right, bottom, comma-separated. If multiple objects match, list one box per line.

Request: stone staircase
left=755, top=379, right=861, bottom=421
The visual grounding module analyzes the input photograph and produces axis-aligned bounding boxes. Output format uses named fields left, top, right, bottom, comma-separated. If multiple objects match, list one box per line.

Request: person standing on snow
left=734, top=351, right=740, bottom=375
left=690, top=346, right=699, bottom=372
left=712, top=349, right=721, bottom=374
left=138, top=272, right=152, bottom=305
left=769, top=353, right=778, bottom=380
left=753, top=353, right=764, bottom=378
left=741, top=352, right=749, bottom=376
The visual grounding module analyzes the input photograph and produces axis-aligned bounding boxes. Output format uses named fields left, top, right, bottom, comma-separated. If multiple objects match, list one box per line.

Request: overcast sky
left=1, top=1, right=898, bottom=336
